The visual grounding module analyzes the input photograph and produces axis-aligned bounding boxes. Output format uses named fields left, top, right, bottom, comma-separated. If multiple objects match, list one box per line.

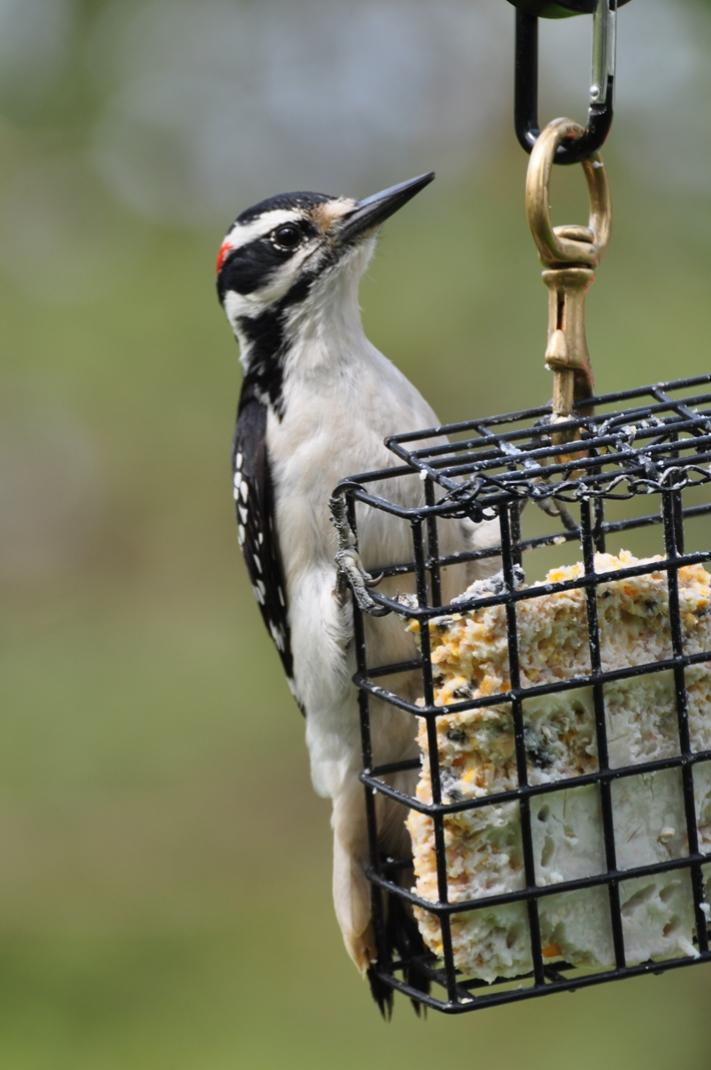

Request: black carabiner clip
left=509, top=1, right=621, bottom=15
left=514, top=0, right=622, bottom=164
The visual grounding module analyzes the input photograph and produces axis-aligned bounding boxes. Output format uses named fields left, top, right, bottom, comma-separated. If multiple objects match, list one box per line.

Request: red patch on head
left=215, top=240, right=233, bottom=274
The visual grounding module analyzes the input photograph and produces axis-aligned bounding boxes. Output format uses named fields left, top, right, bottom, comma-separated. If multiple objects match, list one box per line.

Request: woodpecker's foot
left=534, top=494, right=577, bottom=532
left=331, top=489, right=389, bottom=616
left=335, top=548, right=389, bottom=616
left=330, top=490, right=353, bottom=546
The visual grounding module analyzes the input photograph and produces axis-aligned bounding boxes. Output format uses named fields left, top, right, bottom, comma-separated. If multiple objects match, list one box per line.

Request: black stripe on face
left=237, top=275, right=313, bottom=419
left=216, top=221, right=318, bottom=301
left=217, top=237, right=285, bottom=298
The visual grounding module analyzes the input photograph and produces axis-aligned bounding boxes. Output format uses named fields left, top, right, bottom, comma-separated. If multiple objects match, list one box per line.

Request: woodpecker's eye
left=271, top=223, right=302, bottom=251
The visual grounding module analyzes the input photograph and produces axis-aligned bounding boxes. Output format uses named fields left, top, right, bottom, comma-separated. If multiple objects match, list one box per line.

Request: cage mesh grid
left=337, top=374, right=711, bottom=1013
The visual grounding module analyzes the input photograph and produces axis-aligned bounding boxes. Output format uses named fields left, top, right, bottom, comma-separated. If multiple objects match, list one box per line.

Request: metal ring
left=526, top=117, right=611, bottom=266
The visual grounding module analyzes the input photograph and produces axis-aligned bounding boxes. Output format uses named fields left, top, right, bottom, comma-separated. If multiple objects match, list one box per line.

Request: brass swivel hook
left=526, top=117, right=612, bottom=442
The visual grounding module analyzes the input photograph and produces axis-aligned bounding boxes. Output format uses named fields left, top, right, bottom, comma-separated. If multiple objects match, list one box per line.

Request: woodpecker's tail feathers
left=367, top=888, right=430, bottom=1019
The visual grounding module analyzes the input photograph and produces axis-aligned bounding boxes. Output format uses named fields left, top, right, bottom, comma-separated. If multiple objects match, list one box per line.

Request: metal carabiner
left=514, top=0, right=622, bottom=164
left=507, top=1, right=629, bottom=15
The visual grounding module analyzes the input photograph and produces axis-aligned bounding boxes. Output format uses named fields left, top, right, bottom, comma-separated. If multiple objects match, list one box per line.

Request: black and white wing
left=232, top=394, right=302, bottom=712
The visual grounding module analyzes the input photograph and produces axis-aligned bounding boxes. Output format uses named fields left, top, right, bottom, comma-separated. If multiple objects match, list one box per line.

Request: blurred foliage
left=3, top=1, right=711, bottom=1067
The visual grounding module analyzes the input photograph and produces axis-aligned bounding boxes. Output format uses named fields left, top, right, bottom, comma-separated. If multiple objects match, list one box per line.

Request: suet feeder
left=332, top=0, right=711, bottom=1013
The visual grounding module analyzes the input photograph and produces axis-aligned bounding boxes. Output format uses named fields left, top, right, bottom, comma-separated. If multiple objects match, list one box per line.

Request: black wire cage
left=335, top=374, right=711, bottom=1013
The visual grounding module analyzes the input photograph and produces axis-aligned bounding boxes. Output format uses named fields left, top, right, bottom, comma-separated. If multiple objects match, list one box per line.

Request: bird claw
left=335, top=548, right=389, bottom=616
left=534, top=493, right=578, bottom=532
left=330, top=489, right=391, bottom=617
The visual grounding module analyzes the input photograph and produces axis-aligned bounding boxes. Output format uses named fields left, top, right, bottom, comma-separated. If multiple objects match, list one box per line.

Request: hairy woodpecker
left=216, top=173, right=493, bottom=1013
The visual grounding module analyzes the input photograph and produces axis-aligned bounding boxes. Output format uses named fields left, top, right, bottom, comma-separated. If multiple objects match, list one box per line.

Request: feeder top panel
left=338, top=376, right=711, bottom=521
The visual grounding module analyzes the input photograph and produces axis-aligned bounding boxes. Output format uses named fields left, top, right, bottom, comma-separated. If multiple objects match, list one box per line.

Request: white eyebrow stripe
left=226, top=209, right=303, bottom=249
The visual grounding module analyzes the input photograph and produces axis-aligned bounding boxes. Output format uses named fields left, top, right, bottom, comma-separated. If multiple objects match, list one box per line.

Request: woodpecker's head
left=216, top=172, right=434, bottom=364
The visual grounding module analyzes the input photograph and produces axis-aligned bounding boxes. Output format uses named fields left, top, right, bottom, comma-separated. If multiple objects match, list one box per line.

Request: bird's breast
left=267, top=386, right=428, bottom=590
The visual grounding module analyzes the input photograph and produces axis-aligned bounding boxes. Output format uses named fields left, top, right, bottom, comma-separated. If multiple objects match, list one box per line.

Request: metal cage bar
left=499, top=503, right=546, bottom=984
left=580, top=497, right=626, bottom=969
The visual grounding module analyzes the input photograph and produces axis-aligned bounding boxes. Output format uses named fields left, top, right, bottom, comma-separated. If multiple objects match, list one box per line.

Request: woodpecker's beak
left=337, top=171, right=435, bottom=244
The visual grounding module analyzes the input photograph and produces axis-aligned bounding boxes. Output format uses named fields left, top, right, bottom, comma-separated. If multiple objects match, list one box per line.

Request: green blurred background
left=3, top=1, right=711, bottom=1066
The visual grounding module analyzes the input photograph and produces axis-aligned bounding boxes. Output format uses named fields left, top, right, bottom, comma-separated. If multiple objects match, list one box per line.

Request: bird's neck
left=283, top=264, right=367, bottom=379
left=236, top=262, right=369, bottom=417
